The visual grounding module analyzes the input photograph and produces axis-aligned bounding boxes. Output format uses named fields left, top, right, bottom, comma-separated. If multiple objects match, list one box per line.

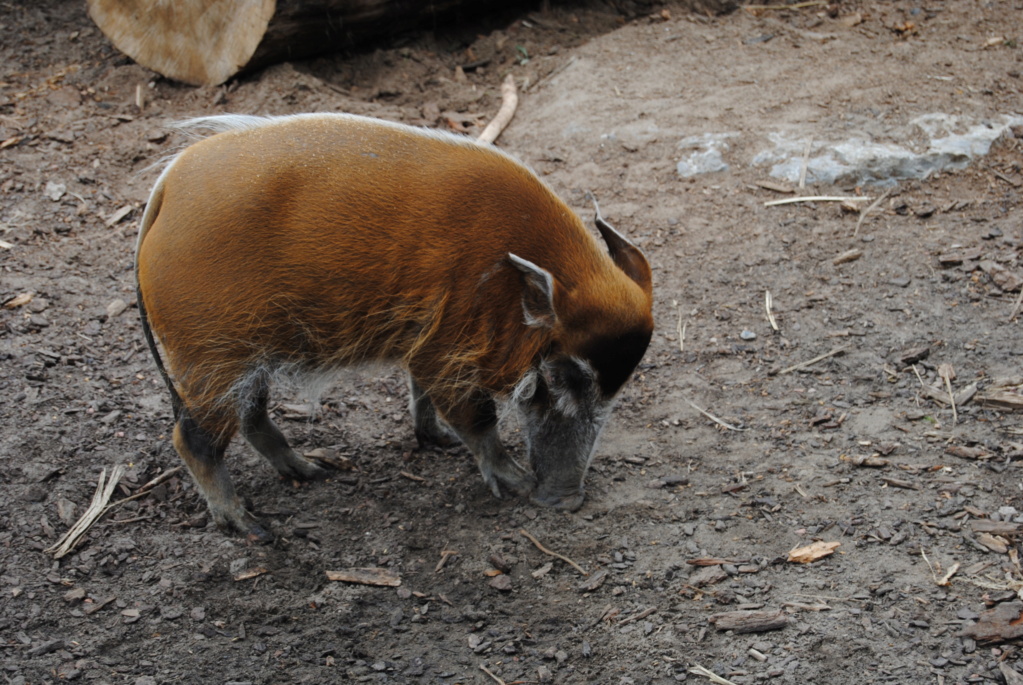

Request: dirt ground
left=3, top=1, right=1023, bottom=683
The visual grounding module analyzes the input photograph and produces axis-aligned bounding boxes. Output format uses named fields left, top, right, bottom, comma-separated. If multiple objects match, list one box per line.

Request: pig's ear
left=507, top=253, right=558, bottom=329
left=591, top=194, right=653, bottom=296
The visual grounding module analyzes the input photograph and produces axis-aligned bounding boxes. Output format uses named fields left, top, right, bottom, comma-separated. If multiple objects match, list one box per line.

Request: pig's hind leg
left=172, top=410, right=271, bottom=542
left=239, top=384, right=330, bottom=481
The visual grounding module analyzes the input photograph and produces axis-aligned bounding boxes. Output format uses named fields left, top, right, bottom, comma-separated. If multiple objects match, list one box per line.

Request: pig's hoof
left=482, top=458, right=537, bottom=499
left=213, top=508, right=273, bottom=544
left=275, top=451, right=331, bottom=481
left=415, top=423, right=461, bottom=449
left=532, top=490, right=585, bottom=512
left=245, top=523, right=273, bottom=545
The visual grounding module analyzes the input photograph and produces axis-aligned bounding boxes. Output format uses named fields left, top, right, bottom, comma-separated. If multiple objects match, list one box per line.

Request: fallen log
left=88, top=0, right=512, bottom=86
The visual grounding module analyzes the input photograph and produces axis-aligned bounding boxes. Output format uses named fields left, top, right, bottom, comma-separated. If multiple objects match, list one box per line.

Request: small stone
left=160, top=605, right=184, bottom=620
left=190, top=607, right=205, bottom=621
left=44, top=181, right=66, bottom=202
left=63, top=587, right=86, bottom=603
left=957, top=607, right=980, bottom=621
left=740, top=330, right=757, bottom=341
left=890, top=276, right=911, bottom=288
left=105, top=298, right=128, bottom=319
left=488, top=574, right=512, bottom=592
left=582, top=640, right=592, bottom=657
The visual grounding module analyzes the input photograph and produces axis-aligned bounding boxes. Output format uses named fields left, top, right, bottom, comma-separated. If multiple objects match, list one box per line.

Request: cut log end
left=87, top=0, right=275, bottom=86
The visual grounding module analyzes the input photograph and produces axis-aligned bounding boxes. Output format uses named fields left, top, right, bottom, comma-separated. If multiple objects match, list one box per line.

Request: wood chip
left=325, top=567, right=401, bottom=587
left=841, top=454, right=890, bottom=467
left=946, top=445, right=992, bottom=460
left=688, top=565, right=728, bottom=587
left=577, top=568, right=608, bottom=593
left=233, top=567, right=268, bottom=581
left=977, top=533, right=1010, bottom=554
left=833, top=248, right=863, bottom=265
left=960, top=601, right=1023, bottom=643
left=787, top=541, right=840, bottom=563
left=882, top=476, right=920, bottom=490
left=972, top=520, right=1021, bottom=536
left=708, top=609, right=788, bottom=633
left=3, top=292, right=33, bottom=309
left=104, top=204, right=134, bottom=227
left=754, top=179, right=795, bottom=194
left=687, top=557, right=748, bottom=566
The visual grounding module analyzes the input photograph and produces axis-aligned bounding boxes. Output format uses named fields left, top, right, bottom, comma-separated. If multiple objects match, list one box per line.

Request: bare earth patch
left=2, top=1, right=1023, bottom=683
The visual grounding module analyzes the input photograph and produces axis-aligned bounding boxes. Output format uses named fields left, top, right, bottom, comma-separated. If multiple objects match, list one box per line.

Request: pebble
left=488, top=574, right=512, bottom=592
left=740, top=330, right=757, bottom=340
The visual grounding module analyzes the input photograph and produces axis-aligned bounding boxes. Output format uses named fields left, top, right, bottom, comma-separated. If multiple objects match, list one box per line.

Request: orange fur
left=136, top=114, right=654, bottom=533
left=138, top=114, right=651, bottom=427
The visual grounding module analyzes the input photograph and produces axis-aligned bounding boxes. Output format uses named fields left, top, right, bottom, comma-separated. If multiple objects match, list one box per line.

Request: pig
left=135, top=114, right=653, bottom=539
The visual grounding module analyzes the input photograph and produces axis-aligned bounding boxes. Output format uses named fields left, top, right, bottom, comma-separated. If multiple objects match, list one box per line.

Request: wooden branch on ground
left=477, top=75, right=519, bottom=145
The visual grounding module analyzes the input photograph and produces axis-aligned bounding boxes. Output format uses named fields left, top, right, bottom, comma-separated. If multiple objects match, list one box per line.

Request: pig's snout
left=531, top=487, right=585, bottom=512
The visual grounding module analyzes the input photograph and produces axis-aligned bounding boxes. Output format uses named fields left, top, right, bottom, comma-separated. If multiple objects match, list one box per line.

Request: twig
left=618, top=606, right=657, bottom=625
left=991, top=168, right=1022, bottom=187
left=939, top=365, right=958, bottom=426
left=1007, top=286, right=1023, bottom=322
left=435, top=543, right=458, bottom=573
left=520, top=528, right=588, bottom=576
left=675, top=301, right=686, bottom=353
left=798, top=138, right=812, bottom=190
left=477, top=75, right=518, bottom=145
left=480, top=665, right=507, bottom=685
left=399, top=470, right=426, bottom=482
left=103, top=466, right=183, bottom=513
left=745, top=0, right=826, bottom=9
left=921, top=547, right=959, bottom=586
left=684, top=397, right=747, bottom=432
left=777, top=345, right=848, bottom=375
left=46, top=464, right=127, bottom=558
left=689, top=664, right=739, bottom=685
left=764, top=196, right=873, bottom=207
left=765, top=290, right=779, bottom=331
left=524, top=55, right=577, bottom=92
left=854, top=188, right=892, bottom=237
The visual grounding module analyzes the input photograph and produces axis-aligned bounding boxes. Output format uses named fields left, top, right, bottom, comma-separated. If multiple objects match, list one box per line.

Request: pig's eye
left=542, top=357, right=597, bottom=414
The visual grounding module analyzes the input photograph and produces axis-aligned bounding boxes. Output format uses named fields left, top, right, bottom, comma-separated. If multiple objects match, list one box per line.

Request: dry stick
left=477, top=74, right=518, bottom=145
left=435, top=543, right=458, bottom=573
left=745, top=0, right=826, bottom=9
left=765, top=290, right=779, bottom=331
left=1006, top=286, right=1023, bottom=322
left=764, top=196, right=873, bottom=207
left=103, top=465, right=183, bottom=513
left=519, top=528, right=588, bottom=576
left=689, top=664, right=739, bottom=685
left=675, top=302, right=686, bottom=353
left=684, top=397, right=747, bottom=432
left=524, top=55, right=577, bottom=92
left=46, top=464, right=127, bottom=558
left=853, top=188, right=892, bottom=237
left=941, top=371, right=958, bottom=426
left=777, top=345, right=848, bottom=375
left=798, top=138, right=812, bottom=190
left=479, top=665, right=507, bottom=685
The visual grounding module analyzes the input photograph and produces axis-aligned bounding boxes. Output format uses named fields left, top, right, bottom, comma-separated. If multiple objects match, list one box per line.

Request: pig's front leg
left=439, top=391, right=536, bottom=498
